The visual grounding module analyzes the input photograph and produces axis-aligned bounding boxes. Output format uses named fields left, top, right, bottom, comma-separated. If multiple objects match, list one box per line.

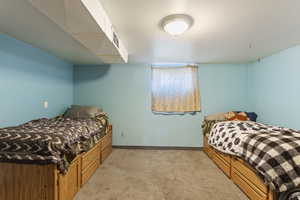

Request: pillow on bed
left=204, top=112, right=226, bottom=121
left=225, top=111, right=249, bottom=121
left=64, top=105, right=102, bottom=119
left=245, top=112, right=258, bottom=122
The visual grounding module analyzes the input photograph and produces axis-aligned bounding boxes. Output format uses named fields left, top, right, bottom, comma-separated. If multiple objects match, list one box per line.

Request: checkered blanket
left=208, top=121, right=300, bottom=192
left=208, top=121, right=264, bottom=156
left=241, top=130, right=300, bottom=192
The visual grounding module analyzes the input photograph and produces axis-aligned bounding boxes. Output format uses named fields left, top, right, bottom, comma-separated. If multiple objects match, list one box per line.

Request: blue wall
left=74, top=64, right=247, bottom=147
left=247, top=45, right=300, bottom=129
left=2, top=30, right=299, bottom=146
left=0, top=34, right=73, bottom=127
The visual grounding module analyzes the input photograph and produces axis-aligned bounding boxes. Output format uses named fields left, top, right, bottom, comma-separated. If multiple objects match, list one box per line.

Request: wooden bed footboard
left=0, top=125, right=113, bottom=200
left=0, top=162, right=59, bottom=200
left=203, top=135, right=277, bottom=200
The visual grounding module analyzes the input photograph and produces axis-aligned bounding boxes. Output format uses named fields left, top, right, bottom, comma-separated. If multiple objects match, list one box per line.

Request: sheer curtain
left=151, top=65, right=201, bottom=113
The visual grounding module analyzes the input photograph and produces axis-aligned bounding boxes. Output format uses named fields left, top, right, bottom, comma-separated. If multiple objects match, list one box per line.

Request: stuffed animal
left=225, top=111, right=249, bottom=121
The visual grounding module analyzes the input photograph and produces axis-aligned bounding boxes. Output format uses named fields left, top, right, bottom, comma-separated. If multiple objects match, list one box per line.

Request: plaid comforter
left=0, top=114, right=108, bottom=173
left=207, top=120, right=300, bottom=192
left=242, top=130, right=300, bottom=192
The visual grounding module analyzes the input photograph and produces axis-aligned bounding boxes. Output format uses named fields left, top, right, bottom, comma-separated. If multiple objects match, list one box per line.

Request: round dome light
left=161, top=14, right=193, bottom=36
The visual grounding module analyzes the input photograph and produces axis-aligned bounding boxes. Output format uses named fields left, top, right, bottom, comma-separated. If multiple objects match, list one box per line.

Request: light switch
left=44, top=101, right=48, bottom=109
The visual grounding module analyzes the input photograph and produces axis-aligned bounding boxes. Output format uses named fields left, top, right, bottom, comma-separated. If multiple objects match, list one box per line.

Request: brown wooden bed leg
left=101, top=124, right=113, bottom=163
left=58, top=156, right=82, bottom=200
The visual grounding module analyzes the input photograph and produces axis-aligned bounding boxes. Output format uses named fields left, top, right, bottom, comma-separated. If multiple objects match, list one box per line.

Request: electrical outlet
left=44, top=101, right=48, bottom=109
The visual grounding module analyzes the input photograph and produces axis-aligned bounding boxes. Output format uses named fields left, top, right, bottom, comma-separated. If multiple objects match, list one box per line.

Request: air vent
left=29, top=0, right=128, bottom=63
left=113, top=32, right=119, bottom=48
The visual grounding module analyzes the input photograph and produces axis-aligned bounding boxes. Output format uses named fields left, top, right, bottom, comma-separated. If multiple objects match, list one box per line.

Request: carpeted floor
left=75, top=149, right=248, bottom=200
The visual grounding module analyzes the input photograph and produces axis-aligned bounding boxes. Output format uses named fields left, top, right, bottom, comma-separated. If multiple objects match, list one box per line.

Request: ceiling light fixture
left=161, top=14, right=193, bottom=36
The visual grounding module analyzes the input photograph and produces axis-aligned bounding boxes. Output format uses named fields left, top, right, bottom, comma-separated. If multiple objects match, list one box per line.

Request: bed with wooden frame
left=203, top=134, right=277, bottom=200
left=0, top=124, right=113, bottom=200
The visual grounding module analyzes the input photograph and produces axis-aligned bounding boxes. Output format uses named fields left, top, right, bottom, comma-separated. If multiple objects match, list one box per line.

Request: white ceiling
left=1, top=0, right=300, bottom=64
left=0, top=0, right=103, bottom=64
left=100, top=0, right=300, bottom=63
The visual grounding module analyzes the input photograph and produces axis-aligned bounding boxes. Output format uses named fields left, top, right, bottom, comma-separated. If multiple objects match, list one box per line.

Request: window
left=151, top=65, right=201, bottom=113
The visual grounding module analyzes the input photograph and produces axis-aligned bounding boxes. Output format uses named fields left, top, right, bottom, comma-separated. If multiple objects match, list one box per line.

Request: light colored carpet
left=75, top=149, right=248, bottom=200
